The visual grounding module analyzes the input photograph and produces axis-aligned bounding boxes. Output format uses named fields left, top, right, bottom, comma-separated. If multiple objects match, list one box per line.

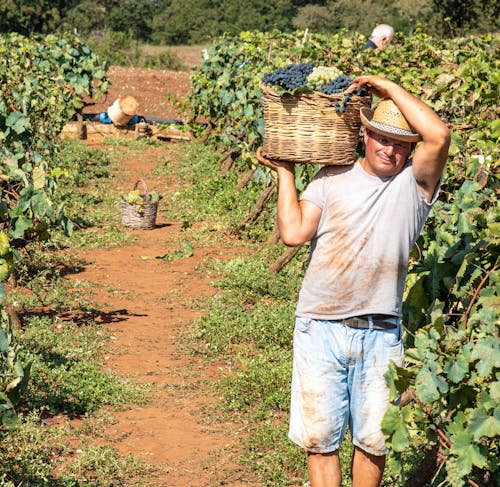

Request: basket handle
left=133, top=178, right=148, bottom=197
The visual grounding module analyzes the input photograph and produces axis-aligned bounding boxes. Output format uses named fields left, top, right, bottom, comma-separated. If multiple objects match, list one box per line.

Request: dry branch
left=400, top=388, right=416, bottom=407
left=198, top=123, right=213, bottom=143
left=266, top=220, right=280, bottom=246
left=218, top=149, right=239, bottom=174
left=270, top=245, right=301, bottom=273
left=235, top=168, right=256, bottom=190
left=242, top=180, right=276, bottom=225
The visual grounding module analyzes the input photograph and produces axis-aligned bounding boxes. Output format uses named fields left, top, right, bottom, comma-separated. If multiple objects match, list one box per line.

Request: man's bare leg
left=307, top=451, right=342, bottom=487
left=351, top=446, right=385, bottom=487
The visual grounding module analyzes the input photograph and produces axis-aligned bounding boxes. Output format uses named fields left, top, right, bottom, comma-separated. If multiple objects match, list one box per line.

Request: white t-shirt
left=295, top=160, right=437, bottom=320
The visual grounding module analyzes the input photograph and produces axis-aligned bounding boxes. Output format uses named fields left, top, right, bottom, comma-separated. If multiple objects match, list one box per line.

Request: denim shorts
left=288, top=317, right=404, bottom=456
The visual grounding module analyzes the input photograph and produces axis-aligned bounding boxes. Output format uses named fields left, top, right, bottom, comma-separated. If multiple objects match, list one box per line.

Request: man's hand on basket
left=256, top=147, right=294, bottom=172
left=350, top=75, right=397, bottom=100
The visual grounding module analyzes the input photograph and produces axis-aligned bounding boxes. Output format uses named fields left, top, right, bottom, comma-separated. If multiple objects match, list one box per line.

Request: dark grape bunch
left=319, top=75, right=368, bottom=113
left=318, top=76, right=352, bottom=94
left=320, top=76, right=368, bottom=96
left=261, top=61, right=314, bottom=91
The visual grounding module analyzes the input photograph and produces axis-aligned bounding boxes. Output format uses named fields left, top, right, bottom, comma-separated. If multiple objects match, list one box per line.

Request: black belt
left=343, top=315, right=398, bottom=330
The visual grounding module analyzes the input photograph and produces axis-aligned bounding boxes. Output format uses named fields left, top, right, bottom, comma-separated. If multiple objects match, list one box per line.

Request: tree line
left=1, top=0, right=498, bottom=45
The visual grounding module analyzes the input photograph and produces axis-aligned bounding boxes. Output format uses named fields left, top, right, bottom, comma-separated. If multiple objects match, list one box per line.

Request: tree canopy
left=0, top=0, right=498, bottom=43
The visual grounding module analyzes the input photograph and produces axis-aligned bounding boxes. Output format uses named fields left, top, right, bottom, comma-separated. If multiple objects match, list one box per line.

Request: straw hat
left=360, top=99, right=421, bottom=142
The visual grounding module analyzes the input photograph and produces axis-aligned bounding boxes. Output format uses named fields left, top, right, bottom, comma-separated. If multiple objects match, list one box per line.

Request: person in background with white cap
left=363, top=24, right=395, bottom=50
left=258, top=75, right=450, bottom=487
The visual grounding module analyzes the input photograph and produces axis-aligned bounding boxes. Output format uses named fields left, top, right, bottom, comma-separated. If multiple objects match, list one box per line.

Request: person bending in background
left=363, top=24, right=395, bottom=49
left=269, top=75, right=450, bottom=487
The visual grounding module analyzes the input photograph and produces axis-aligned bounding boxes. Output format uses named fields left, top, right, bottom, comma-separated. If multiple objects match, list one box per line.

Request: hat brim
left=360, top=106, right=421, bottom=143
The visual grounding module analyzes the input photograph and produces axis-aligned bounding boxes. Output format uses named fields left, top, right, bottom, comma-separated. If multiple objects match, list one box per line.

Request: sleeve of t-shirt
left=404, top=161, right=441, bottom=233
left=406, top=157, right=442, bottom=207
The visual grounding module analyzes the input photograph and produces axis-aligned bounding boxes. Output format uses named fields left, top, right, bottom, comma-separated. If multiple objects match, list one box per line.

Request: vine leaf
left=0, top=326, right=9, bottom=352
left=6, top=112, right=30, bottom=134
left=449, top=431, right=487, bottom=474
left=381, top=405, right=410, bottom=452
left=468, top=406, right=500, bottom=439
left=490, top=381, right=500, bottom=402
left=444, top=355, right=469, bottom=383
left=470, top=336, right=499, bottom=376
left=415, top=362, right=448, bottom=404
left=11, top=216, right=31, bottom=240
left=32, top=165, right=46, bottom=190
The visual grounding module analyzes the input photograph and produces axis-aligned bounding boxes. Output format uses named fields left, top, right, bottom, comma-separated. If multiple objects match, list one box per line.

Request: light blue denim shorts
left=288, top=317, right=404, bottom=456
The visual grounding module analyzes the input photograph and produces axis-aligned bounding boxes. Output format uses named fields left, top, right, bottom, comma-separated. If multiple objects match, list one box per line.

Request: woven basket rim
left=259, top=80, right=369, bottom=102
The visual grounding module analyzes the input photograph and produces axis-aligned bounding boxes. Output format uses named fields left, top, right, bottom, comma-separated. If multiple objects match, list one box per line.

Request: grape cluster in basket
left=261, top=62, right=368, bottom=98
left=261, top=61, right=314, bottom=91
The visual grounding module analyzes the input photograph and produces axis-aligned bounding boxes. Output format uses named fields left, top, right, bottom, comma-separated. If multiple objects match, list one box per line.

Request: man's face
left=362, top=129, right=412, bottom=178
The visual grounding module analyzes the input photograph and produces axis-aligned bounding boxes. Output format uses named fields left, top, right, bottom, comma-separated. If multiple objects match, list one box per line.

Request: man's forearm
left=276, top=166, right=303, bottom=244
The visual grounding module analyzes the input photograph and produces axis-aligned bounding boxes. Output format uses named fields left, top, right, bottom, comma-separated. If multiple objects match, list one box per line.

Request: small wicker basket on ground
left=121, top=179, right=158, bottom=230
left=260, top=81, right=371, bottom=165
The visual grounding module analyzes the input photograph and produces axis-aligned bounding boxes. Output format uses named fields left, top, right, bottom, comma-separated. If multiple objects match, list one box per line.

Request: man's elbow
left=423, top=125, right=451, bottom=158
left=437, top=125, right=451, bottom=150
left=281, top=237, right=304, bottom=247
left=279, top=229, right=310, bottom=247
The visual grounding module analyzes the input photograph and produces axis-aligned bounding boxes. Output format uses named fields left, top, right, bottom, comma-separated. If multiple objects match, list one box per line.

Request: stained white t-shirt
left=295, top=160, right=437, bottom=320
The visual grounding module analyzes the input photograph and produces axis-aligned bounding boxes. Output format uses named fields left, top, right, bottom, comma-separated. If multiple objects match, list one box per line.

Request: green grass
left=184, top=252, right=310, bottom=484
left=51, top=139, right=135, bottom=249
left=20, top=315, right=148, bottom=414
left=164, top=142, right=277, bottom=242
left=0, top=411, right=158, bottom=487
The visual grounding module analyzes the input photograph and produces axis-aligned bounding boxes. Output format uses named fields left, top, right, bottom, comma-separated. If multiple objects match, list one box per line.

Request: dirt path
left=67, top=143, right=252, bottom=486
left=70, top=51, right=257, bottom=485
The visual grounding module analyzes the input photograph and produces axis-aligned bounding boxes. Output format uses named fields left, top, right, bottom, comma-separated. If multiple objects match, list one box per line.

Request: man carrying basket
left=259, top=75, right=450, bottom=487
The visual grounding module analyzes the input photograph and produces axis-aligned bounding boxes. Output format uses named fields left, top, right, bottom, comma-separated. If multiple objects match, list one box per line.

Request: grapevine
left=0, top=32, right=108, bottom=243
left=0, top=32, right=108, bottom=430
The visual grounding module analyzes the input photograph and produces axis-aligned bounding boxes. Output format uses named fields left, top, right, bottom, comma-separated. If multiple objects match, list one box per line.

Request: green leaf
left=32, top=165, right=46, bottom=189
left=449, top=431, right=487, bottom=474
left=11, top=216, right=32, bottom=239
left=468, top=406, right=500, bottom=439
left=0, top=407, right=18, bottom=429
left=381, top=406, right=410, bottom=452
left=471, top=336, right=500, bottom=376
left=490, top=380, right=500, bottom=402
left=445, top=355, right=469, bottom=383
left=415, top=362, right=448, bottom=404
left=489, top=118, right=500, bottom=140
left=384, top=360, right=413, bottom=400
left=446, top=411, right=467, bottom=435
left=0, top=327, right=9, bottom=353
left=6, top=111, right=31, bottom=134
left=0, top=283, right=6, bottom=305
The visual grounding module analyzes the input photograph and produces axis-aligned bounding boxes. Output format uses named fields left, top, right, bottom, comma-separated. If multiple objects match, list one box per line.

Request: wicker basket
left=121, top=179, right=158, bottom=230
left=260, top=81, right=371, bottom=165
